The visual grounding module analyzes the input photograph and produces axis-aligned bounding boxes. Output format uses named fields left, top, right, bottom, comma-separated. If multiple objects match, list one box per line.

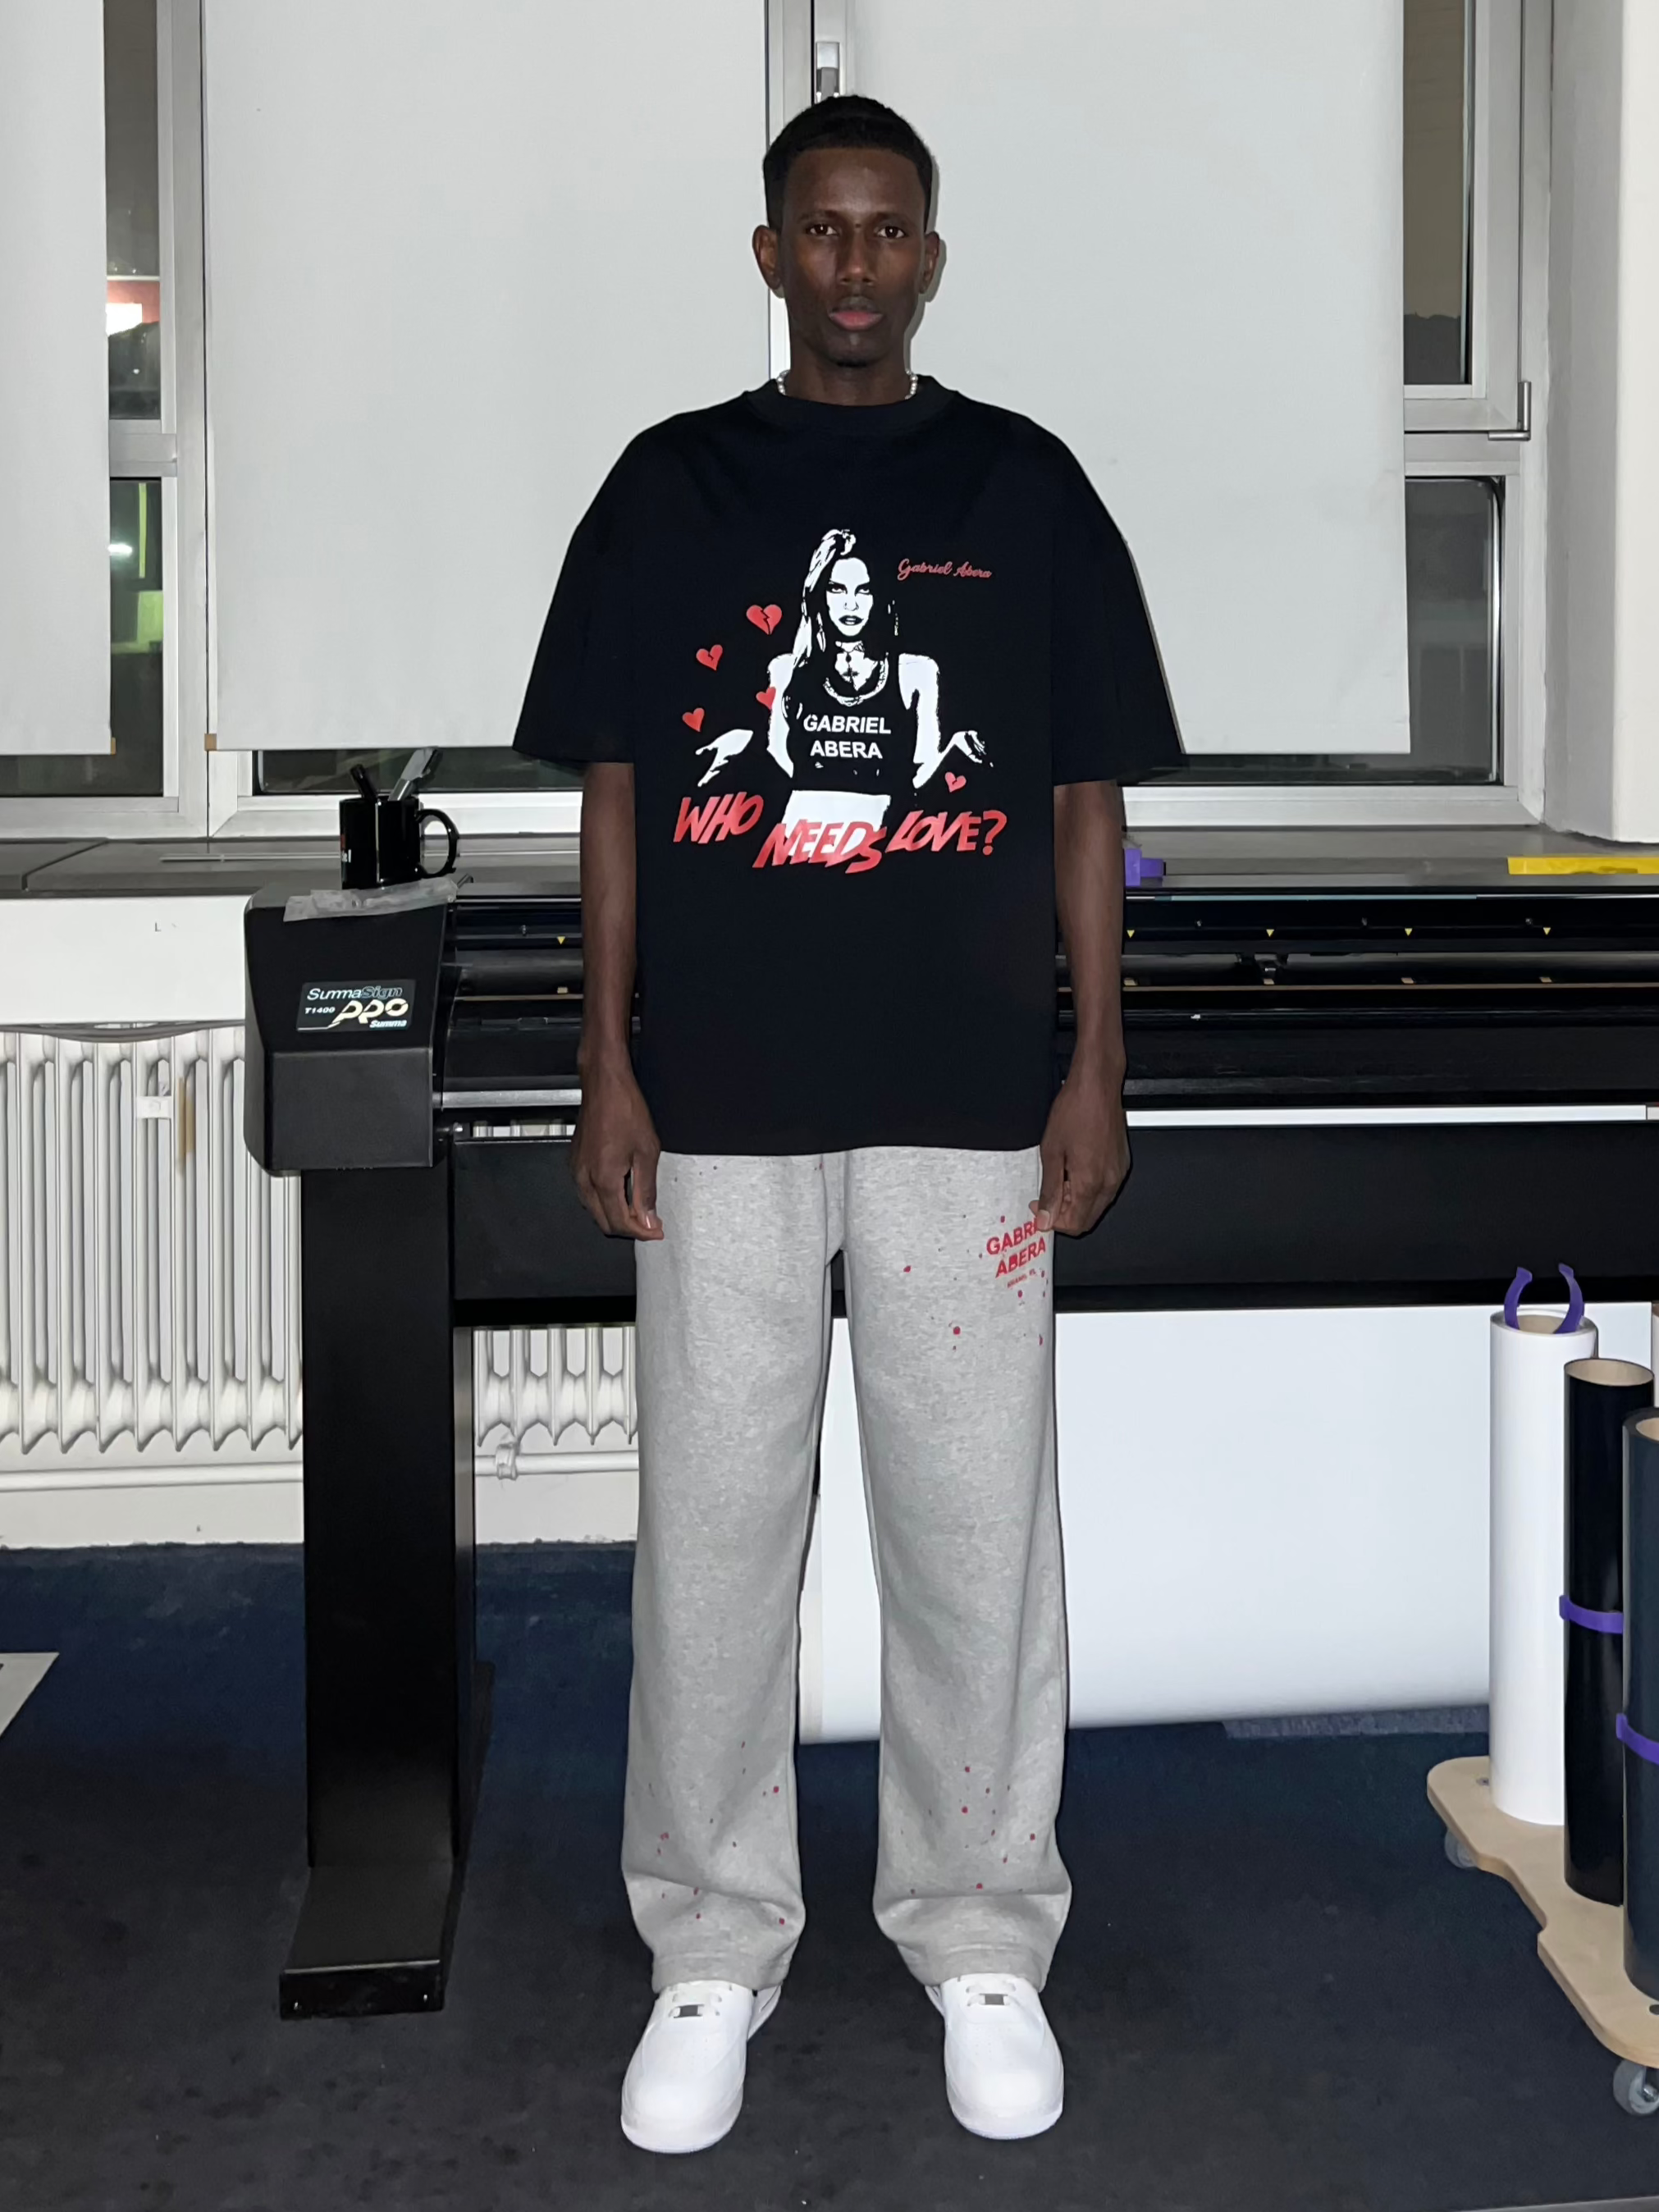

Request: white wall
left=1547, top=1, right=1659, bottom=840
left=800, top=1300, right=1652, bottom=1741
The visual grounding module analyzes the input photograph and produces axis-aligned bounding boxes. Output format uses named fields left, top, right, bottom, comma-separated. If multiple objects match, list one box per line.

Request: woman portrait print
left=768, top=528, right=988, bottom=827
left=694, top=528, right=989, bottom=823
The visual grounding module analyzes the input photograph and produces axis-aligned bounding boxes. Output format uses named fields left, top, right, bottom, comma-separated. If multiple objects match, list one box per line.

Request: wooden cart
left=1429, top=1755, right=1659, bottom=2116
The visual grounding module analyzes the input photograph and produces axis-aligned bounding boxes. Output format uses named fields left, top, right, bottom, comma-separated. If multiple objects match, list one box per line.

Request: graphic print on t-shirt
left=677, top=525, right=998, bottom=875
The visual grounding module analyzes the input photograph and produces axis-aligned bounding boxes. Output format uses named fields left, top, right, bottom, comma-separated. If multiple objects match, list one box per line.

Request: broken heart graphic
left=746, top=604, right=783, bottom=634
left=945, top=771, right=966, bottom=793
left=696, top=644, right=723, bottom=670
left=682, top=708, right=705, bottom=733
left=756, top=687, right=776, bottom=711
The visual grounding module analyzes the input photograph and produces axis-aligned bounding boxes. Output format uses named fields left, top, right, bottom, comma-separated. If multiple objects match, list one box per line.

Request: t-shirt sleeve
left=512, top=455, right=637, bottom=766
left=1049, top=450, right=1184, bottom=786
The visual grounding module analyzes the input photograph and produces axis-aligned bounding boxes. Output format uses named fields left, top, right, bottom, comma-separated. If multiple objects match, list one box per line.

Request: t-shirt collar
left=745, top=372, right=954, bottom=437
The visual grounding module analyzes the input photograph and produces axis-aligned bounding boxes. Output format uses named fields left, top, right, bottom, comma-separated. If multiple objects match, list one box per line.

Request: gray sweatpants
left=624, top=1146, right=1072, bottom=1995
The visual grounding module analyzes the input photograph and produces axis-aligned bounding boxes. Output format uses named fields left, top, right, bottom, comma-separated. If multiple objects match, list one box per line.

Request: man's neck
left=779, top=350, right=912, bottom=406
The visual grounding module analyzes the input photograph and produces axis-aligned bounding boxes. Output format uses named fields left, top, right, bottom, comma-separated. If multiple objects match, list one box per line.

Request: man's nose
left=837, top=227, right=875, bottom=287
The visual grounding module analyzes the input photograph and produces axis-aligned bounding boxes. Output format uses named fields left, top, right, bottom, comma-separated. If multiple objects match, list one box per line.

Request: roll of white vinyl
left=1489, top=1304, right=1599, bottom=1825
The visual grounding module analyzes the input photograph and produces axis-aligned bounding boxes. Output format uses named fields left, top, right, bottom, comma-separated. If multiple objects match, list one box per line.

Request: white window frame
left=1405, top=0, right=1526, bottom=434
left=0, top=0, right=1551, bottom=843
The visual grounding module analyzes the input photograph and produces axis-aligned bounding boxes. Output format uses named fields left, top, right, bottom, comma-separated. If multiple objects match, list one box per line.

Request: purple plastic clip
left=1561, top=1594, right=1625, bottom=1634
left=1501, top=1263, right=1584, bottom=1332
left=1618, top=1712, right=1659, bottom=1767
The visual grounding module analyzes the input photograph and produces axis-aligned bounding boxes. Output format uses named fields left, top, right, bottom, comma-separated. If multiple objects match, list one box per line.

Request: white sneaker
left=619, top=1979, right=779, bottom=2154
left=927, top=1973, right=1063, bottom=2140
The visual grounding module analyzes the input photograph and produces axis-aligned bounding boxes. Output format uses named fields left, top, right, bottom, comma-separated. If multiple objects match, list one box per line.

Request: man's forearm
left=578, top=761, right=639, bottom=1078
left=1054, top=779, right=1127, bottom=1084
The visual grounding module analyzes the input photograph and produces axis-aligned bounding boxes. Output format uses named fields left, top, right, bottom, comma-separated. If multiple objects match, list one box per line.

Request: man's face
left=826, top=557, right=874, bottom=637
left=754, top=147, right=939, bottom=376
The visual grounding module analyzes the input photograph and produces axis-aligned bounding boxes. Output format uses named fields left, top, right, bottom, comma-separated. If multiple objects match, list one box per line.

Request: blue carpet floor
left=2, top=1544, right=1657, bottom=2211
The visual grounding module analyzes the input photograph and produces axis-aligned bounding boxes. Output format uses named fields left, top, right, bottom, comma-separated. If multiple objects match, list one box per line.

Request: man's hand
left=573, top=1059, right=664, bottom=1240
left=1032, top=1062, right=1130, bottom=1237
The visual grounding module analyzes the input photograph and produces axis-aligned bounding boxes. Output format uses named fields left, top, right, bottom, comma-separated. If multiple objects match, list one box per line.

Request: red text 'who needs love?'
left=673, top=793, right=1008, bottom=872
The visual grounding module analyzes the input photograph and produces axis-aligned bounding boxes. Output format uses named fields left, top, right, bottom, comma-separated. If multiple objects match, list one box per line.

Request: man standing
left=514, top=94, right=1180, bottom=2154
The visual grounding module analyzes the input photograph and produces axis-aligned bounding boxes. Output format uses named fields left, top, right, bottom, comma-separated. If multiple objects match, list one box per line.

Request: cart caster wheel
left=1612, top=2060, right=1659, bottom=2117
left=1443, top=1828, right=1477, bottom=1872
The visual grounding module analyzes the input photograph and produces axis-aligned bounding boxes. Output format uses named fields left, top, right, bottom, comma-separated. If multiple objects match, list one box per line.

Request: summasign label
left=298, top=980, right=414, bottom=1034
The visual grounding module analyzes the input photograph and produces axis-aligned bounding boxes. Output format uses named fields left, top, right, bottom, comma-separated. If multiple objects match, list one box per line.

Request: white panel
left=856, top=1, right=1410, bottom=755
left=205, top=1, right=769, bottom=748
left=0, top=0, right=111, bottom=753
left=802, top=1301, right=1653, bottom=1743
left=0, top=897, right=247, bottom=1026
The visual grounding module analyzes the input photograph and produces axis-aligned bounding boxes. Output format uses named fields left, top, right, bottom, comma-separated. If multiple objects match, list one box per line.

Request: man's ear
left=752, top=225, right=783, bottom=295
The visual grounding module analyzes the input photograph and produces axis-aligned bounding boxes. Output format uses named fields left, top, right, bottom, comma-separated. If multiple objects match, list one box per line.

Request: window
left=1146, top=0, right=1535, bottom=806
left=105, top=0, right=162, bottom=421
left=5, top=0, right=175, bottom=807
left=0, top=481, right=164, bottom=799
left=254, top=748, right=577, bottom=799
left=1404, top=0, right=1524, bottom=432
left=0, top=0, right=1542, bottom=837
left=1404, top=0, right=1472, bottom=386
left=1145, top=478, right=1499, bottom=788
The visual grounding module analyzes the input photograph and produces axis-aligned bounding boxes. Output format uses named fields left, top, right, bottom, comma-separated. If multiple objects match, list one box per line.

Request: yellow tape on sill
left=1508, top=855, right=1659, bottom=875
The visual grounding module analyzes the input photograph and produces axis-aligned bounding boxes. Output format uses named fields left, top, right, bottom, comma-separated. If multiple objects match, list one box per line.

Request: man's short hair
left=762, top=95, right=935, bottom=229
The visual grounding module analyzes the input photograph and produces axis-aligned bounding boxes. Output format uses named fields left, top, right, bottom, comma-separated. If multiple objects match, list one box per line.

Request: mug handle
left=416, top=805, right=459, bottom=877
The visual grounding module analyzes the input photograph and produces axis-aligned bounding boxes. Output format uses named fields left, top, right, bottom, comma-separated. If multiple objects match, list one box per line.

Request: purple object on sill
left=1124, top=845, right=1164, bottom=887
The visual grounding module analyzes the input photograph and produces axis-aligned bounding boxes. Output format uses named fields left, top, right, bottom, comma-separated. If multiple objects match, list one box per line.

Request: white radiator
left=0, top=1026, right=638, bottom=1485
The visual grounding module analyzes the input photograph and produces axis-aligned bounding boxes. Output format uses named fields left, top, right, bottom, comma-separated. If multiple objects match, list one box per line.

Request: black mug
left=339, top=792, right=459, bottom=889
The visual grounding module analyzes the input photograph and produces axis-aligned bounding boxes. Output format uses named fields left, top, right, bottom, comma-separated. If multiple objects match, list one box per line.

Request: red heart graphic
left=746, top=603, right=784, bottom=634
left=945, top=771, right=966, bottom=793
left=696, top=643, right=722, bottom=670
left=756, top=687, right=776, bottom=711
left=683, top=708, right=705, bottom=733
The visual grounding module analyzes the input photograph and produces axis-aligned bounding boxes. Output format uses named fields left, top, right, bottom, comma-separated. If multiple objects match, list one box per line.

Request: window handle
left=814, top=39, right=840, bottom=98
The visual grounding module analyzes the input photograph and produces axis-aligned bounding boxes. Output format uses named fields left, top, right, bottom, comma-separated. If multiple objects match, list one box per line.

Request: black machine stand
left=245, top=884, right=630, bottom=2018
left=282, top=1165, right=487, bottom=2018
left=246, top=890, right=484, bottom=2018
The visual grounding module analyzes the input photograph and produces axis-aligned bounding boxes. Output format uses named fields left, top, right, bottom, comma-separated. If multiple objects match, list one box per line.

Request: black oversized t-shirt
left=514, top=378, right=1181, bottom=1155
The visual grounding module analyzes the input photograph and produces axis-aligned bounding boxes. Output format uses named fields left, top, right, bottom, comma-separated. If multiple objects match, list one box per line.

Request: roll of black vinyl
left=1623, top=1413, right=1659, bottom=1995
left=1564, top=1360, right=1652, bottom=1904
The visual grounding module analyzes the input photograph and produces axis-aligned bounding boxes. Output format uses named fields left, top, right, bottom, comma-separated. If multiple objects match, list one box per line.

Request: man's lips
left=829, top=308, right=882, bottom=331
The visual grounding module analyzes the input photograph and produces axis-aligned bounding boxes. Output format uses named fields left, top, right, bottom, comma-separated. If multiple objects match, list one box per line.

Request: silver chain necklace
left=775, top=371, right=919, bottom=400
